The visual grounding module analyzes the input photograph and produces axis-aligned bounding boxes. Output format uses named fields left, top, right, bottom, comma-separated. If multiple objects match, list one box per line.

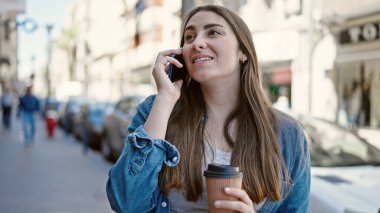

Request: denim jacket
left=106, top=95, right=311, bottom=213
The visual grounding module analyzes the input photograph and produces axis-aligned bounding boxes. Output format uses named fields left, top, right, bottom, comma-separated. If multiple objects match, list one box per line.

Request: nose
left=193, top=36, right=207, bottom=51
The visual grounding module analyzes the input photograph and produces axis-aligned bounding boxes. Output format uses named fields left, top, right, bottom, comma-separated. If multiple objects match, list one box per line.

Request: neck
left=201, top=77, right=240, bottom=118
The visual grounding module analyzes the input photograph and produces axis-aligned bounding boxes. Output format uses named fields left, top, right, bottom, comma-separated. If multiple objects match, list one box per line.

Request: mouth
left=192, top=56, right=214, bottom=64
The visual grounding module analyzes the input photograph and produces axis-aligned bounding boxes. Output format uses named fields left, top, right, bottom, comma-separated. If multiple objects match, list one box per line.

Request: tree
left=55, top=27, right=78, bottom=81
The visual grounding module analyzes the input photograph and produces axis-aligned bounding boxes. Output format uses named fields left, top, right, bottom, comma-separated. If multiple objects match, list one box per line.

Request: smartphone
left=168, top=54, right=187, bottom=82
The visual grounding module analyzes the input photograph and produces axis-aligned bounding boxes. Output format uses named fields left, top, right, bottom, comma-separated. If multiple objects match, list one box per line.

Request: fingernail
left=225, top=187, right=230, bottom=192
left=215, top=201, right=221, bottom=207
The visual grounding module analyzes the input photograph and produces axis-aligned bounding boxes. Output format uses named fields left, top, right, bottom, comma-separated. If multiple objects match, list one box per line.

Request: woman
left=107, top=5, right=310, bottom=213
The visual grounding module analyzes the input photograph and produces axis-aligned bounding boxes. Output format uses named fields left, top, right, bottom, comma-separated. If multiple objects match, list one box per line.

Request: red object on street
left=45, top=110, right=58, bottom=139
left=46, top=117, right=56, bottom=138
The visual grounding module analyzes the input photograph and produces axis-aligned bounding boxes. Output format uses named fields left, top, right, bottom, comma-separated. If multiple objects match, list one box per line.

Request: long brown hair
left=160, top=5, right=288, bottom=203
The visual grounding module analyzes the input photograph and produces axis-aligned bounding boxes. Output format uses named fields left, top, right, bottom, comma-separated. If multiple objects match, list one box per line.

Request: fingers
left=166, top=56, right=183, bottom=69
left=214, top=187, right=255, bottom=213
left=160, top=48, right=182, bottom=57
left=152, top=48, right=184, bottom=97
left=153, top=48, right=183, bottom=76
left=225, top=187, right=253, bottom=206
left=157, top=49, right=183, bottom=66
left=215, top=200, right=254, bottom=213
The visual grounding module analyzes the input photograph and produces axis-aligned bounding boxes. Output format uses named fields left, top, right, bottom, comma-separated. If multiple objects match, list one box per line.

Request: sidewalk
left=0, top=115, right=113, bottom=213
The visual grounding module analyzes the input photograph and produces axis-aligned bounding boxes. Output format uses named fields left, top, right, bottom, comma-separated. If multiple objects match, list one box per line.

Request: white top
left=168, top=142, right=266, bottom=212
left=46, top=109, right=58, bottom=119
left=1, top=92, right=15, bottom=107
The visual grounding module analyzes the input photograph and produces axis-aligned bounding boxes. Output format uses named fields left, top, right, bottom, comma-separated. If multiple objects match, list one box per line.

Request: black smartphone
left=168, top=54, right=187, bottom=82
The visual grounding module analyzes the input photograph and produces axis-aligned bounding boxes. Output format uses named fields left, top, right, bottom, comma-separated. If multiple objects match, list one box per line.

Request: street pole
left=45, top=24, right=54, bottom=97
left=30, top=54, right=35, bottom=77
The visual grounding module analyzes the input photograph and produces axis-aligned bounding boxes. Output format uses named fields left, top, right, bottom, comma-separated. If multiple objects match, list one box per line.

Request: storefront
left=334, top=13, right=380, bottom=128
left=262, top=62, right=292, bottom=108
left=254, top=30, right=299, bottom=111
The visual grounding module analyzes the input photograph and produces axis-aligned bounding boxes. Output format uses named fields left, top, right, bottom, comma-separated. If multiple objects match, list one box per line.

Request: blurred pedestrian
left=361, top=81, right=371, bottom=126
left=1, top=86, right=16, bottom=130
left=106, top=5, right=310, bottom=213
left=349, top=80, right=361, bottom=125
left=19, top=86, right=40, bottom=145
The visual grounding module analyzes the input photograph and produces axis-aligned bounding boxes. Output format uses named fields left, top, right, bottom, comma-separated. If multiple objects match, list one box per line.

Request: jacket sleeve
left=277, top=121, right=311, bottom=213
left=106, top=95, right=180, bottom=212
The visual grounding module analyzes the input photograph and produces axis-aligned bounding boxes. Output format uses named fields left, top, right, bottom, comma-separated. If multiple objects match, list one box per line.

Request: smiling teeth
left=193, top=57, right=212, bottom=63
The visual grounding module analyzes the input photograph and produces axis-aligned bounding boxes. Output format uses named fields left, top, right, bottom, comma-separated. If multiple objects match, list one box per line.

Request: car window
left=115, top=100, right=128, bottom=113
left=116, top=97, right=141, bottom=114
left=89, top=107, right=103, bottom=117
left=302, top=118, right=380, bottom=167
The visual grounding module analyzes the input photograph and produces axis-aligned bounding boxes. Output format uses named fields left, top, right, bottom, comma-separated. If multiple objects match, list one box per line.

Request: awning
left=271, top=67, right=291, bottom=85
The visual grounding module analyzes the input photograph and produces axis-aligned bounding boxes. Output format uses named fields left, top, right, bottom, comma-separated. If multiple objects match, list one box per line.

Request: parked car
left=72, top=101, right=112, bottom=149
left=297, top=115, right=380, bottom=213
left=101, top=96, right=144, bottom=161
left=72, top=99, right=94, bottom=140
left=58, top=96, right=88, bottom=133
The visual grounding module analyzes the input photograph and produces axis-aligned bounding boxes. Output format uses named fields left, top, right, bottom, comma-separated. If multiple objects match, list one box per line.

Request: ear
left=239, top=51, right=248, bottom=63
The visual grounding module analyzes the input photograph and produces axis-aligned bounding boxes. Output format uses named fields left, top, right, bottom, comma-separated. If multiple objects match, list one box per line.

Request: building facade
left=190, top=0, right=380, bottom=132
left=326, top=0, right=380, bottom=129
left=52, top=0, right=182, bottom=102
left=52, top=0, right=380, bottom=135
left=0, top=0, right=25, bottom=92
left=121, top=0, right=182, bottom=97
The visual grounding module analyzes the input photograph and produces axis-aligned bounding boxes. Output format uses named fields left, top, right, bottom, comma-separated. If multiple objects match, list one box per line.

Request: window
left=284, top=0, right=302, bottom=19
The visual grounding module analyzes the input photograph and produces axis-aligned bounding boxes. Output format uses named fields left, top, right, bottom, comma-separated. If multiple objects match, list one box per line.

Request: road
left=0, top=115, right=113, bottom=213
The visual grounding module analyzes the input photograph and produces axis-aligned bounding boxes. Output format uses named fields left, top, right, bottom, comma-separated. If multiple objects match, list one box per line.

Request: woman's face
left=182, top=11, right=245, bottom=84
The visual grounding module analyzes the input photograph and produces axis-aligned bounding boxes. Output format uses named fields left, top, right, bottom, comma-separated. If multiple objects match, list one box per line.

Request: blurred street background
left=0, top=114, right=112, bottom=213
left=1, top=0, right=380, bottom=212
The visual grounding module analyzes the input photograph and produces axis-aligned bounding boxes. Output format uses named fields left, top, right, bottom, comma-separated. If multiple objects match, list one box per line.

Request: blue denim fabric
left=19, top=94, right=39, bottom=143
left=19, top=95, right=39, bottom=113
left=106, top=95, right=311, bottom=213
left=22, top=111, right=36, bottom=143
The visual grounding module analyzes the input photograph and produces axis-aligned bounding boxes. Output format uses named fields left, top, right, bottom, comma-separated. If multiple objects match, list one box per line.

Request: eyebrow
left=184, top=23, right=224, bottom=32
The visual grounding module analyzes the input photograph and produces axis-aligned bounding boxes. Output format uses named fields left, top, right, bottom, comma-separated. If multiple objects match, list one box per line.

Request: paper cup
left=204, top=164, right=243, bottom=213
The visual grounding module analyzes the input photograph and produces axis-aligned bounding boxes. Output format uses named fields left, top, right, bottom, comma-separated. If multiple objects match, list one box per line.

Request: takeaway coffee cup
left=204, top=163, right=243, bottom=213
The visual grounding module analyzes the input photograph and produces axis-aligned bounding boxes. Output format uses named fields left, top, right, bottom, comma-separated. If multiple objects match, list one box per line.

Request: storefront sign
left=340, top=22, right=380, bottom=44
left=271, top=67, right=291, bottom=85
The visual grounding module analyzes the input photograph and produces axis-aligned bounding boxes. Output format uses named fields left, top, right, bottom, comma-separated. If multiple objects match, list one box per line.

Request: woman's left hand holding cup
left=214, top=187, right=256, bottom=213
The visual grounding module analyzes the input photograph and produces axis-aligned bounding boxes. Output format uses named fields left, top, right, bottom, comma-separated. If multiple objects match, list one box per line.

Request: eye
left=209, top=30, right=221, bottom=36
left=184, top=34, right=195, bottom=42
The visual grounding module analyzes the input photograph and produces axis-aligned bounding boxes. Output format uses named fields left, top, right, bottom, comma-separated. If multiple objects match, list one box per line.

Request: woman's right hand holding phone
left=144, top=49, right=184, bottom=139
left=152, top=48, right=184, bottom=102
